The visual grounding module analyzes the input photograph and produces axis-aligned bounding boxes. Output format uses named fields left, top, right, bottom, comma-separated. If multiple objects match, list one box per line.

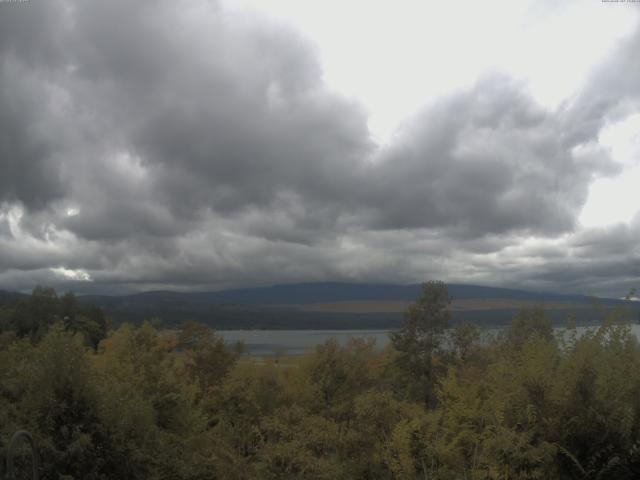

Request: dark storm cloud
left=515, top=216, right=640, bottom=297
left=364, top=75, right=618, bottom=236
left=0, top=0, right=638, bottom=295
left=0, top=0, right=74, bottom=208
left=0, top=59, right=65, bottom=208
left=65, top=0, right=371, bottom=220
left=0, top=0, right=374, bottom=290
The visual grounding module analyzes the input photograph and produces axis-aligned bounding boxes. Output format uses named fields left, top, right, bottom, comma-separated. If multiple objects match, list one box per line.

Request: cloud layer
left=0, top=0, right=638, bottom=296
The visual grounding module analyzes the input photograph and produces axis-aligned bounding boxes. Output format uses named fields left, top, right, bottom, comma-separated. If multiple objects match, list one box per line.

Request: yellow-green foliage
left=2, top=302, right=640, bottom=479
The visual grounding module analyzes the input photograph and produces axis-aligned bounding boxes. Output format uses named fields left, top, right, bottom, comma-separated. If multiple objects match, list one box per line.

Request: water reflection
left=218, top=325, right=640, bottom=356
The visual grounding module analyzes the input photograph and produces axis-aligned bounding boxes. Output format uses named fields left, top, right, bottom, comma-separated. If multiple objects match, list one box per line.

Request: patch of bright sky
left=580, top=114, right=640, bottom=227
left=50, top=267, right=92, bottom=282
left=228, top=0, right=637, bottom=142
left=508, top=1, right=638, bottom=110
left=65, top=206, right=80, bottom=217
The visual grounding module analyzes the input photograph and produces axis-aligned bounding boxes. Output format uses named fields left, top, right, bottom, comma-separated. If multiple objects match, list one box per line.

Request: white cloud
left=50, top=267, right=92, bottom=282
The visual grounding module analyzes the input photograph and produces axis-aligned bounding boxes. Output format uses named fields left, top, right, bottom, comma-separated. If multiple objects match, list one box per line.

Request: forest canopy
left=1, top=283, right=640, bottom=479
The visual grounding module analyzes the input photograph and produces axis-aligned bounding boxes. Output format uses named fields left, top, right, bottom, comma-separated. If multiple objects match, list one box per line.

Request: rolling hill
left=72, top=283, right=639, bottom=329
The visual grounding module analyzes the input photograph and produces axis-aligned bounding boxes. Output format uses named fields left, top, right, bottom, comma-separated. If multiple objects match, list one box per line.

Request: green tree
left=61, top=292, right=108, bottom=350
left=300, top=337, right=378, bottom=421
left=0, top=288, right=107, bottom=348
left=503, top=306, right=553, bottom=350
left=177, top=321, right=242, bottom=394
left=0, top=323, right=107, bottom=479
left=450, top=321, right=482, bottom=362
left=390, top=280, right=451, bottom=407
left=95, top=322, right=214, bottom=479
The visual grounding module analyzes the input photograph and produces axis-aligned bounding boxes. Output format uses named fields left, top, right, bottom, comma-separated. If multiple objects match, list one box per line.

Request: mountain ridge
left=77, top=282, right=621, bottom=305
left=4, top=283, right=636, bottom=329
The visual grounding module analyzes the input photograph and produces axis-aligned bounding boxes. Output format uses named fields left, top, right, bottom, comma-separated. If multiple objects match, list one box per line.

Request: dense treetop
left=1, top=284, right=640, bottom=479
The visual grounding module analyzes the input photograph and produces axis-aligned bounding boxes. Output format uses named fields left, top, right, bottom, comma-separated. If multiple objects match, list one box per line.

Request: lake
left=218, top=324, right=640, bottom=356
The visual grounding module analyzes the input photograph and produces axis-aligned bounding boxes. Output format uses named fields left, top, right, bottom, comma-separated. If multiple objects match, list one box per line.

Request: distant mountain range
left=77, top=283, right=637, bottom=329
left=3, top=283, right=637, bottom=329
left=176, top=282, right=612, bottom=304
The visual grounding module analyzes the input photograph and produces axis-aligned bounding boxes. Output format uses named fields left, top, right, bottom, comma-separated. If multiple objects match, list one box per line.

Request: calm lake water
left=219, top=325, right=640, bottom=357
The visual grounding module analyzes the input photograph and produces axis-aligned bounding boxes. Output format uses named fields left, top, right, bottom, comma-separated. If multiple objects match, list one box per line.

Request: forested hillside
left=73, top=283, right=640, bottom=329
left=1, top=283, right=640, bottom=479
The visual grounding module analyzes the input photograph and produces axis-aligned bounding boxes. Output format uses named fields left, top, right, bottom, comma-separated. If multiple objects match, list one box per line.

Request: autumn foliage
left=1, top=284, right=640, bottom=479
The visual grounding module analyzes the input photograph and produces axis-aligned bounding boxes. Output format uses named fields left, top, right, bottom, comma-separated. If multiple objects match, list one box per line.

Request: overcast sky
left=0, top=0, right=639, bottom=296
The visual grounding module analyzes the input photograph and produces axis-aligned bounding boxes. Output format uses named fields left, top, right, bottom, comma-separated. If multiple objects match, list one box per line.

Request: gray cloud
left=364, top=75, right=619, bottom=236
left=516, top=215, right=640, bottom=296
left=0, top=0, right=638, bottom=296
left=0, top=58, right=65, bottom=207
